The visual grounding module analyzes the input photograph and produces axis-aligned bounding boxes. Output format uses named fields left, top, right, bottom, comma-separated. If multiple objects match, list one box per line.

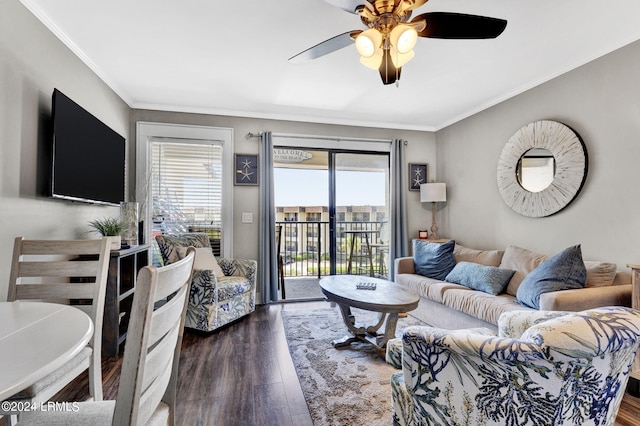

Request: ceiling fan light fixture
left=355, top=28, right=382, bottom=58
left=390, top=24, right=418, bottom=54
left=390, top=47, right=414, bottom=68
left=359, top=48, right=383, bottom=70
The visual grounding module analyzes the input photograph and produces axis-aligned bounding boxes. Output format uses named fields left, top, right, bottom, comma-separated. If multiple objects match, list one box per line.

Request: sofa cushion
left=454, top=244, right=504, bottom=267
left=396, top=273, right=470, bottom=303
left=584, top=261, right=617, bottom=287
left=442, top=290, right=533, bottom=325
left=413, top=239, right=456, bottom=280
left=613, top=271, right=632, bottom=285
left=516, top=245, right=587, bottom=309
left=500, top=245, right=548, bottom=296
left=445, top=262, right=515, bottom=296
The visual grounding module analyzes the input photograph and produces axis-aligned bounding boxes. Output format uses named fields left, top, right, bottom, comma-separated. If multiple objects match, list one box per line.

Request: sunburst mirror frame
left=497, top=120, right=588, bottom=218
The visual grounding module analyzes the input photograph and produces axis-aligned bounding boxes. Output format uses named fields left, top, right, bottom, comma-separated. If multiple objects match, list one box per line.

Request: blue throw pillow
left=445, top=262, right=515, bottom=295
left=516, top=245, right=587, bottom=309
left=413, top=239, right=456, bottom=280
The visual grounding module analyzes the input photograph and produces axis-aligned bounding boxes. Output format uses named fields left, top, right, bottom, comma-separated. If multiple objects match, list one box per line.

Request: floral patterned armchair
left=387, top=306, right=640, bottom=426
left=155, top=233, right=257, bottom=332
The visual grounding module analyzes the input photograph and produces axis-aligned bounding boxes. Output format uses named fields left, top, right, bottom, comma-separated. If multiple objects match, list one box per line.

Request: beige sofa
left=394, top=243, right=632, bottom=332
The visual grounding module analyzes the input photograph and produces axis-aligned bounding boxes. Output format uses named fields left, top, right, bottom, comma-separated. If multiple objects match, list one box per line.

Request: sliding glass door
left=333, top=152, right=389, bottom=277
left=274, top=148, right=390, bottom=300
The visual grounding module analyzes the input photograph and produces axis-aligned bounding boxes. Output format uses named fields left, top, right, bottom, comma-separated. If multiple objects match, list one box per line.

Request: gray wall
left=0, top=0, right=435, bottom=303
left=131, top=110, right=436, bottom=262
left=0, top=0, right=131, bottom=300
left=14, top=0, right=635, bottom=295
left=436, top=39, right=640, bottom=269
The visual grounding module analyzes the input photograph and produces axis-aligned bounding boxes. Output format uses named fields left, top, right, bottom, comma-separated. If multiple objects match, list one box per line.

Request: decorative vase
left=120, top=202, right=139, bottom=246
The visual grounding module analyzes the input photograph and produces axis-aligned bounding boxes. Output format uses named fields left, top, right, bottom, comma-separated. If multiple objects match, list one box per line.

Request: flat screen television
left=50, top=88, right=125, bottom=207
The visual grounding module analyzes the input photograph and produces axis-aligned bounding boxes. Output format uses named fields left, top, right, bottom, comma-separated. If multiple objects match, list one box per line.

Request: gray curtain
left=257, top=132, right=279, bottom=304
left=389, top=138, right=409, bottom=277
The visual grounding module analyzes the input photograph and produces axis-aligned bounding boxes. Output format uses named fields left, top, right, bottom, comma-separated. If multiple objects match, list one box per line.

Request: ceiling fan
left=289, top=0, right=507, bottom=85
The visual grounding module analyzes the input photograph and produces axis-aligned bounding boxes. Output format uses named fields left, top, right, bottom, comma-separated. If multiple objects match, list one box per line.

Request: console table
left=103, top=244, right=149, bottom=358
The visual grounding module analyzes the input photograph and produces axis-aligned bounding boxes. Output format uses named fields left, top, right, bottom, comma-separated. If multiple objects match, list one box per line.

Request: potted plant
left=88, top=217, right=124, bottom=250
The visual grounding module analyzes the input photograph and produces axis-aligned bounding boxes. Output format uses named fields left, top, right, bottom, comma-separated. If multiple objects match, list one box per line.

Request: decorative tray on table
left=356, top=282, right=377, bottom=290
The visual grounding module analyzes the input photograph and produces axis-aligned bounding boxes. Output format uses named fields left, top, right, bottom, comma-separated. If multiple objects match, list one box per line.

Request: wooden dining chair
left=17, top=248, right=195, bottom=425
left=6, top=237, right=112, bottom=410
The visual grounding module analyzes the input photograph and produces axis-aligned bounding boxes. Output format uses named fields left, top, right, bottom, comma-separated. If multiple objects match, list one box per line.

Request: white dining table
left=0, top=301, right=94, bottom=402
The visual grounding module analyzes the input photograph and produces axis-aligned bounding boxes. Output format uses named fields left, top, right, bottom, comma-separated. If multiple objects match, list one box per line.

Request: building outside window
left=306, top=212, right=322, bottom=222
left=352, top=212, right=370, bottom=222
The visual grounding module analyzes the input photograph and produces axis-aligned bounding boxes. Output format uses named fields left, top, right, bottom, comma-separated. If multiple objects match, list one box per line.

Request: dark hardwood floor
left=5, top=301, right=640, bottom=425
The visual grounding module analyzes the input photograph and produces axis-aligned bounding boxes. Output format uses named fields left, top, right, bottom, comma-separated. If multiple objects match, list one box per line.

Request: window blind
left=150, top=139, right=223, bottom=251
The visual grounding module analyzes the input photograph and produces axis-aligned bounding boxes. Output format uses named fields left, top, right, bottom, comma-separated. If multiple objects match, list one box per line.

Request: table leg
left=331, top=304, right=400, bottom=355
left=376, top=313, right=400, bottom=348
left=332, top=303, right=365, bottom=348
left=366, top=312, right=386, bottom=335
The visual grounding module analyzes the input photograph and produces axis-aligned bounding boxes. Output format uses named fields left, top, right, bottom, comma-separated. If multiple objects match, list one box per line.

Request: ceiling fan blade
left=322, top=0, right=370, bottom=14
left=289, top=31, right=360, bottom=64
left=412, top=12, right=507, bottom=39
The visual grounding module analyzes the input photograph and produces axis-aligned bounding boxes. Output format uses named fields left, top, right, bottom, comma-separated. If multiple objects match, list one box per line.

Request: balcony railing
left=277, top=221, right=388, bottom=279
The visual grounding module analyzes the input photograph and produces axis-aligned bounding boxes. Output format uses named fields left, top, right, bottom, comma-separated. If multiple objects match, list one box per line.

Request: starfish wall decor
left=235, top=154, right=259, bottom=186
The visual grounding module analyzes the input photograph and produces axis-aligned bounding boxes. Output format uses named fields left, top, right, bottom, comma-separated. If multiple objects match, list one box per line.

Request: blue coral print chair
left=155, top=233, right=257, bottom=332
left=387, top=306, right=640, bottom=426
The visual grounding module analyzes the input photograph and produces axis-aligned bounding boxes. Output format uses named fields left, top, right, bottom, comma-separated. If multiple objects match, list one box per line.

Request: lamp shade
left=355, top=28, right=382, bottom=58
left=390, top=25, right=418, bottom=54
left=390, top=47, right=414, bottom=68
left=420, top=183, right=447, bottom=202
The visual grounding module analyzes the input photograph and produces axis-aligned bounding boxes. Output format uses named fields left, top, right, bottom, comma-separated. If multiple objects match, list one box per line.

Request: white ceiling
left=20, top=0, right=640, bottom=131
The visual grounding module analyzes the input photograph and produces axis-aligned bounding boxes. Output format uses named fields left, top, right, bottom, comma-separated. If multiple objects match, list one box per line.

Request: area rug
left=282, top=307, right=425, bottom=426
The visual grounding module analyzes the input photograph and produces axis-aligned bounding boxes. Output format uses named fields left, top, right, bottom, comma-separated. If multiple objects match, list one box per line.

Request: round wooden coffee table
left=319, top=275, right=419, bottom=355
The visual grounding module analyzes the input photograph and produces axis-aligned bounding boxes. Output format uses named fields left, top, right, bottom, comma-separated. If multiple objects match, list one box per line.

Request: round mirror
left=497, top=120, right=588, bottom=218
left=516, top=148, right=555, bottom=193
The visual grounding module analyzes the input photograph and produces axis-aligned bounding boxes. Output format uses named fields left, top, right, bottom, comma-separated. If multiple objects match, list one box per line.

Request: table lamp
left=420, top=183, right=446, bottom=240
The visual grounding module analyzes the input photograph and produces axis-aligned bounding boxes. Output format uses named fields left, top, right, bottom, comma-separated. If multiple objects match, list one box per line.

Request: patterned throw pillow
left=413, top=239, right=456, bottom=280
left=516, top=245, right=587, bottom=309
left=445, top=261, right=515, bottom=295
left=155, top=233, right=211, bottom=265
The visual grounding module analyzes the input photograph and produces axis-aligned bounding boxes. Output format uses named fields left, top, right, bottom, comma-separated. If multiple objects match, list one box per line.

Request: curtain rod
left=246, top=131, right=407, bottom=145
left=245, top=132, right=264, bottom=140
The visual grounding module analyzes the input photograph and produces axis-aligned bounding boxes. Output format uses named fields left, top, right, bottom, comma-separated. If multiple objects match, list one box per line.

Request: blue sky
left=274, top=168, right=386, bottom=206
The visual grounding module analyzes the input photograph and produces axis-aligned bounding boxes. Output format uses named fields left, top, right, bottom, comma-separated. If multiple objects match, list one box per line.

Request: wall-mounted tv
left=51, top=89, right=125, bottom=207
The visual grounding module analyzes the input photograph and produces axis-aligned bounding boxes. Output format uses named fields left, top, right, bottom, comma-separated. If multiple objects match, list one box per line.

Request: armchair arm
left=498, top=310, right=569, bottom=339
left=185, top=269, right=219, bottom=328
left=217, top=258, right=257, bottom=287
left=401, top=325, right=504, bottom=389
